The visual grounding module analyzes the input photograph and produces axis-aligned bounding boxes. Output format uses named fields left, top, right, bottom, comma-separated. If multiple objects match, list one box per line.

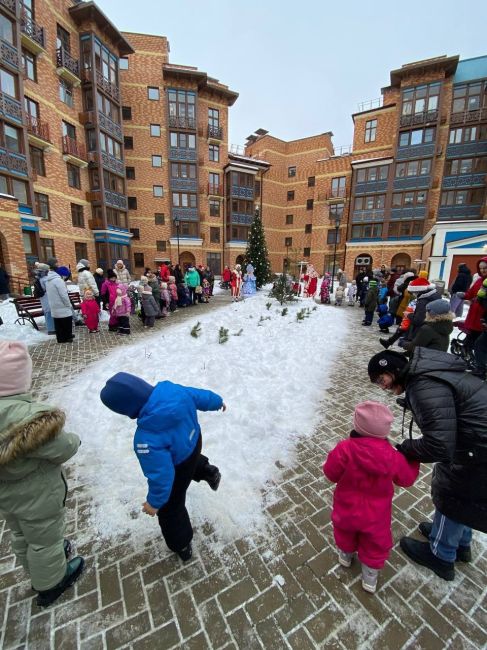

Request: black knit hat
left=107, top=269, right=117, bottom=279
left=367, top=350, right=409, bottom=383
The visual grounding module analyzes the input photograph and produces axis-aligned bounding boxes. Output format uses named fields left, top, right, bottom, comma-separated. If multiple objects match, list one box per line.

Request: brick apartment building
left=0, top=0, right=485, bottom=289
left=246, top=55, right=487, bottom=284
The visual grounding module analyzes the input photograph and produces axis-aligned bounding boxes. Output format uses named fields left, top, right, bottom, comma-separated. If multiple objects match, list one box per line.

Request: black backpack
left=33, top=277, right=45, bottom=298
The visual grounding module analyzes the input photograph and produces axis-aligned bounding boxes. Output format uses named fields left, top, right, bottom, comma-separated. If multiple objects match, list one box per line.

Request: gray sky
left=99, top=0, right=487, bottom=149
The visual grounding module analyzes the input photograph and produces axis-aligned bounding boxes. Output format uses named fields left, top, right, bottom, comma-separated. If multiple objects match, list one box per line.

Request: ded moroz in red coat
left=323, top=437, right=419, bottom=568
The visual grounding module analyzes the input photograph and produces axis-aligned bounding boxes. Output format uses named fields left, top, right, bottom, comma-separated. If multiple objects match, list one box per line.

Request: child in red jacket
left=80, top=289, right=100, bottom=333
left=323, top=401, right=419, bottom=593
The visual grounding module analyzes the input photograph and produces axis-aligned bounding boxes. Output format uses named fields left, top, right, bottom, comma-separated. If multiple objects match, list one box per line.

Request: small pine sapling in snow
left=218, top=326, right=229, bottom=344
left=258, top=315, right=271, bottom=326
left=266, top=301, right=272, bottom=310
left=191, top=321, right=202, bottom=338
left=312, top=306, right=317, bottom=311
left=269, top=274, right=295, bottom=305
left=296, top=308, right=306, bottom=322
left=232, top=328, right=243, bottom=336
left=281, top=308, right=288, bottom=316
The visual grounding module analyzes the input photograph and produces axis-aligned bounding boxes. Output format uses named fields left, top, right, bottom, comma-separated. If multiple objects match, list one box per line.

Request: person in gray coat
left=45, top=258, right=74, bottom=343
left=34, top=263, right=55, bottom=334
left=140, top=286, right=160, bottom=327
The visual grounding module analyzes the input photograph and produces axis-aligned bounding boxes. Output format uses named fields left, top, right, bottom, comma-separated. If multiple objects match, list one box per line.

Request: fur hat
left=116, top=260, right=124, bottom=267
left=426, top=299, right=450, bottom=316
left=169, top=276, right=175, bottom=282
left=36, top=263, right=49, bottom=272
left=368, top=350, right=409, bottom=383
left=95, top=268, right=104, bottom=275
left=0, top=341, right=32, bottom=397
left=407, top=277, right=436, bottom=293
left=353, top=401, right=394, bottom=439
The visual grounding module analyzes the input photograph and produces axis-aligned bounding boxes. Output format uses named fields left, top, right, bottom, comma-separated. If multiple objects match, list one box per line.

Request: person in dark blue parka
left=100, top=372, right=225, bottom=561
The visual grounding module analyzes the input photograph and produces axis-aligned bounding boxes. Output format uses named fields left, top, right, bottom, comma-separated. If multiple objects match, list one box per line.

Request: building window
left=170, top=132, right=196, bottom=150
left=351, top=223, right=383, bottom=239
left=156, top=240, right=166, bottom=251
left=150, top=123, right=161, bottom=137
left=209, top=199, right=220, bottom=217
left=395, top=159, right=431, bottom=178
left=124, top=136, right=133, bottom=150
left=306, top=199, right=314, bottom=210
left=122, top=106, right=132, bottom=120
left=284, top=237, right=292, bottom=247
left=30, top=146, right=45, bottom=176
left=392, top=190, right=428, bottom=207
left=388, top=220, right=424, bottom=238
left=153, top=185, right=164, bottom=197
left=59, top=79, right=73, bottom=107
left=35, top=192, right=50, bottom=220
left=210, top=227, right=220, bottom=243
left=147, top=87, right=159, bottom=101
left=40, top=237, right=55, bottom=260
left=168, top=89, right=196, bottom=127
left=171, top=162, right=197, bottom=179
left=130, top=228, right=140, bottom=240
left=288, top=166, right=296, bottom=177
left=285, top=214, right=293, bottom=225
left=172, top=192, right=197, bottom=207
left=446, top=157, right=487, bottom=175
left=399, top=127, right=436, bottom=147
left=354, top=194, right=386, bottom=211
left=11, top=178, right=28, bottom=203
left=287, top=191, right=295, bottom=201
left=440, top=188, right=485, bottom=206
left=128, top=196, right=137, bottom=210
left=152, top=155, right=162, bottom=167
left=0, top=67, right=17, bottom=99
left=155, top=213, right=165, bottom=225
left=329, top=203, right=344, bottom=219
left=303, top=247, right=311, bottom=257
left=327, top=229, right=340, bottom=244
left=207, top=252, right=221, bottom=275
left=67, top=163, right=80, bottom=189
left=134, top=252, right=144, bottom=267
left=208, top=107, right=219, bottom=127
left=365, top=119, right=377, bottom=143
left=119, top=57, right=129, bottom=70
left=209, top=144, right=219, bottom=162
left=305, top=224, right=312, bottom=234
left=2, top=123, right=21, bottom=152
left=22, top=49, right=36, bottom=81
left=308, top=176, right=315, bottom=187
left=452, top=82, right=487, bottom=114
left=402, top=82, right=440, bottom=117
left=71, top=203, right=84, bottom=227
left=449, top=125, right=487, bottom=145
left=74, top=242, right=88, bottom=260
left=331, top=177, right=346, bottom=197
left=356, top=165, right=389, bottom=183
left=126, top=166, right=135, bottom=180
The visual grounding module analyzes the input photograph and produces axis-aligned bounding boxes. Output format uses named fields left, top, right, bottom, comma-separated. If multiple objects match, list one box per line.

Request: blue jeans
left=44, top=309, right=54, bottom=333
left=430, top=510, right=472, bottom=562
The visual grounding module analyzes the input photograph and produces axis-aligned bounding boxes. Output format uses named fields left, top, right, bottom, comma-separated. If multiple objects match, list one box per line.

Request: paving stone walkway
left=0, top=298, right=486, bottom=649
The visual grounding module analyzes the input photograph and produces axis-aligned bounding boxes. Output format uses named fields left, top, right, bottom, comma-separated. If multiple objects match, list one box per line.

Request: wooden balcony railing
left=56, top=47, right=80, bottom=80
left=88, top=218, right=104, bottom=230
left=399, top=109, right=439, bottom=127
left=450, top=107, right=487, bottom=125
left=26, top=115, right=50, bottom=142
left=96, top=69, right=120, bottom=103
left=0, top=0, right=16, bottom=15
left=207, top=124, right=223, bottom=140
left=20, top=13, right=45, bottom=50
left=168, top=115, right=196, bottom=130
left=62, top=135, right=87, bottom=162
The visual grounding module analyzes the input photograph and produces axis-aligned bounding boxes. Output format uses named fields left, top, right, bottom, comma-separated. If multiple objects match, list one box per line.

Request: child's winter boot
left=36, top=556, right=85, bottom=607
left=204, top=464, right=221, bottom=491
left=337, top=550, right=354, bottom=567
left=177, top=543, right=192, bottom=562
left=361, top=564, right=379, bottom=593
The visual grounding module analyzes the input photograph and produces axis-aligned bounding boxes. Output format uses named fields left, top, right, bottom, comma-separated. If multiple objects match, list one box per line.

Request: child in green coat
left=0, top=341, right=84, bottom=607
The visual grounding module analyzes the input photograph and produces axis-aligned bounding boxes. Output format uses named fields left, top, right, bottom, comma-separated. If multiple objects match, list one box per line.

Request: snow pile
left=51, top=291, right=347, bottom=544
left=0, top=300, right=49, bottom=345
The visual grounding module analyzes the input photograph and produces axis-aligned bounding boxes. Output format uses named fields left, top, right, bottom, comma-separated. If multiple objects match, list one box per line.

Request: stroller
left=450, top=320, right=476, bottom=368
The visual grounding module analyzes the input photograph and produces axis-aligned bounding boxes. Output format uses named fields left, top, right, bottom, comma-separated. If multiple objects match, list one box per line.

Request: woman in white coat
left=45, top=258, right=74, bottom=343
left=76, top=259, right=99, bottom=297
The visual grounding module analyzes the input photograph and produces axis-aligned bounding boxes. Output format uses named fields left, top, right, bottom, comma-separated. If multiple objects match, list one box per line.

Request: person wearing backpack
left=34, top=263, right=55, bottom=335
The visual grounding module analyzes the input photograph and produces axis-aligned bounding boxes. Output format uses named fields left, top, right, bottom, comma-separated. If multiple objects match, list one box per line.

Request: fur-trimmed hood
left=0, top=396, right=65, bottom=465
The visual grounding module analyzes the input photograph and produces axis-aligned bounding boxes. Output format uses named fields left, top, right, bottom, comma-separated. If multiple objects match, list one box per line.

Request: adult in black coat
left=0, top=262, right=10, bottom=299
left=449, top=263, right=472, bottom=317
left=368, top=347, right=487, bottom=581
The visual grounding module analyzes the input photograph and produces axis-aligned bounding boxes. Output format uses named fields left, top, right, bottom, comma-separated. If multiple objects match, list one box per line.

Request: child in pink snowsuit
left=80, top=289, right=100, bottom=333
left=323, top=401, right=419, bottom=593
left=111, top=284, right=131, bottom=335
left=100, top=270, right=119, bottom=332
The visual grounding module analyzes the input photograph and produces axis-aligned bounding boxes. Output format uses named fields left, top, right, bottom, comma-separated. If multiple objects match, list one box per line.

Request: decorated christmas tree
left=244, top=208, right=271, bottom=289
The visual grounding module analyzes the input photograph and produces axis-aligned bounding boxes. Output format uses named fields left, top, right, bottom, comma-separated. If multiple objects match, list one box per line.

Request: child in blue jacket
left=100, top=372, right=225, bottom=561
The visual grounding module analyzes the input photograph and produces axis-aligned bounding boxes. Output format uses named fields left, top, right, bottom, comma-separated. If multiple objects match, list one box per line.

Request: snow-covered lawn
left=0, top=299, right=49, bottom=345
left=50, top=291, right=347, bottom=546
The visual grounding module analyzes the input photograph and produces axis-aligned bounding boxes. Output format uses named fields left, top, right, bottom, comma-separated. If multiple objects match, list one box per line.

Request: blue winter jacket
left=135, top=381, right=223, bottom=509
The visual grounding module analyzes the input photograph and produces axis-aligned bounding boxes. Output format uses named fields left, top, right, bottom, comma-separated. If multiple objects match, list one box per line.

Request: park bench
left=12, top=291, right=82, bottom=330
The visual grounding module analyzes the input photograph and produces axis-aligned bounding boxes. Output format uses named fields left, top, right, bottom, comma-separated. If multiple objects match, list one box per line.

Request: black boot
left=36, top=556, right=85, bottom=607
left=399, top=537, right=454, bottom=580
left=379, top=338, right=390, bottom=349
left=418, top=522, right=472, bottom=562
left=204, top=465, right=221, bottom=491
left=177, top=543, right=192, bottom=562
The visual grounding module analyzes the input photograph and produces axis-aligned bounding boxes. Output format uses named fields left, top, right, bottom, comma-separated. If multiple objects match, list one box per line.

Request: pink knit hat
left=0, top=340, right=33, bottom=397
left=353, top=401, right=394, bottom=439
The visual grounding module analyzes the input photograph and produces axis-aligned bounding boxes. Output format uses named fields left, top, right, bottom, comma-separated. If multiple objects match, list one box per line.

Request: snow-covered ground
left=0, top=299, right=49, bottom=344
left=50, top=291, right=347, bottom=546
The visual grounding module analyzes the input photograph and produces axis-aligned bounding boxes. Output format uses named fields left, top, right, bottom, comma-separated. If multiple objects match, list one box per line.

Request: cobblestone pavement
left=1, top=299, right=486, bottom=649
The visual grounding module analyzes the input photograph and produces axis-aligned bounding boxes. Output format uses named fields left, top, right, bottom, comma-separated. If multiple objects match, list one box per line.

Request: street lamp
left=330, top=215, right=341, bottom=293
left=174, top=217, right=180, bottom=264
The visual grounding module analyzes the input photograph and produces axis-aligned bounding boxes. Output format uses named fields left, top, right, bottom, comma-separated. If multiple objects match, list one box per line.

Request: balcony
left=88, top=218, right=104, bottom=230
left=62, top=135, right=88, bottom=167
left=325, top=188, right=347, bottom=202
left=442, top=173, right=487, bottom=189
left=98, top=112, right=122, bottom=141
left=26, top=115, right=51, bottom=149
left=393, top=175, right=431, bottom=191
left=104, top=189, right=128, bottom=210
left=96, top=70, right=120, bottom=103
left=0, top=92, right=22, bottom=124
left=207, top=124, right=223, bottom=141
left=351, top=209, right=385, bottom=223
left=0, top=39, right=19, bottom=71
left=450, top=108, right=487, bottom=125
left=172, top=206, right=198, bottom=221
left=20, top=14, right=45, bottom=54
left=354, top=180, right=388, bottom=195
left=0, top=0, right=16, bottom=15
left=207, top=183, right=223, bottom=197
left=56, top=47, right=81, bottom=86
left=446, top=141, right=487, bottom=158
left=396, top=143, right=436, bottom=160
left=0, top=148, right=28, bottom=176
left=399, top=110, right=439, bottom=127
left=390, top=206, right=427, bottom=220
left=230, top=213, right=253, bottom=225
left=438, top=204, right=483, bottom=220
left=169, top=147, right=197, bottom=162
left=170, top=177, right=197, bottom=192
left=231, top=184, right=254, bottom=199
left=100, top=151, right=124, bottom=176
left=168, top=115, right=196, bottom=130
